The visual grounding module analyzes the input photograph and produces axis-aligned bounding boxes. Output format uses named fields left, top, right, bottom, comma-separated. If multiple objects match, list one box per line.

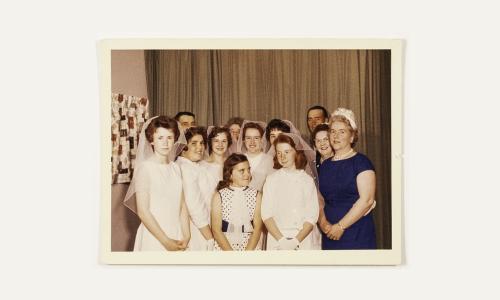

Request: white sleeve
left=304, top=176, right=320, bottom=225
left=260, top=176, right=275, bottom=222
left=180, top=162, right=209, bottom=228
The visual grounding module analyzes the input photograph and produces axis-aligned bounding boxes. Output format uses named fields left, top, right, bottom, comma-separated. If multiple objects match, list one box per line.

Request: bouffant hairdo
left=242, top=122, right=264, bottom=138
left=216, top=153, right=250, bottom=191
left=311, top=123, right=330, bottom=141
left=272, top=134, right=307, bottom=170
left=182, top=126, right=207, bottom=152
left=329, top=115, right=358, bottom=147
left=207, top=126, right=232, bottom=155
left=225, top=117, right=244, bottom=127
left=265, top=119, right=291, bottom=142
left=145, top=116, right=180, bottom=143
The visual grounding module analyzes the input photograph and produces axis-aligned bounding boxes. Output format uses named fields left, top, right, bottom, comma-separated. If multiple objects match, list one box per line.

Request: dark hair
left=174, top=111, right=195, bottom=121
left=182, top=126, right=207, bottom=152
left=307, top=105, right=329, bottom=119
left=225, top=117, right=244, bottom=127
left=144, top=116, right=180, bottom=143
left=207, top=126, right=232, bottom=155
left=216, top=153, right=249, bottom=191
left=242, top=122, right=264, bottom=138
left=265, top=119, right=291, bottom=142
left=311, top=123, right=330, bottom=142
left=272, top=134, right=307, bottom=170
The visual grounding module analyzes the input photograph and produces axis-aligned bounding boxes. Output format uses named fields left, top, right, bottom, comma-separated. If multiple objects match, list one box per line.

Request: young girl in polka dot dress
left=211, top=154, right=263, bottom=251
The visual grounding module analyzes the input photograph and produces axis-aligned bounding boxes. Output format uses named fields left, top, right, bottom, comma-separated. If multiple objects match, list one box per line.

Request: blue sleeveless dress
left=319, top=153, right=376, bottom=250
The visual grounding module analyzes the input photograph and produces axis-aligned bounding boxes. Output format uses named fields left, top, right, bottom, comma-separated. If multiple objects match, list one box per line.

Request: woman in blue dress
left=318, top=108, right=377, bottom=249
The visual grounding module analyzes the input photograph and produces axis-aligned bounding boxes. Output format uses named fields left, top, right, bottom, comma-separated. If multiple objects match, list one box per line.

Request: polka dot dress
left=214, top=187, right=260, bottom=251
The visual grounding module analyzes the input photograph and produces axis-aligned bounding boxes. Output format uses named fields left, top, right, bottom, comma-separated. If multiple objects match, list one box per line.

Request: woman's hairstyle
left=225, top=117, right=244, bottom=127
left=242, top=122, right=264, bottom=138
left=265, top=119, right=291, bottom=142
left=272, top=134, right=307, bottom=170
left=207, top=126, right=232, bottom=155
left=329, top=115, right=359, bottom=147
left=144, top=116, right=180, bottom=143
left=311, top=123, right=330, bottom=141
left=216, top=153, right=249, bottom=191
left=182, top=126, right=207, bottom=151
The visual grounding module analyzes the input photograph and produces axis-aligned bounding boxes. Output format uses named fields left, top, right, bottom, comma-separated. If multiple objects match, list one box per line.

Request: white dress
left=261, top=168, right=320, bottom=250
left=245, top=152, right=274, bottom=192
left=214, top=186, right=260, bottom=251
left=133, top=160, right=183, bottom=251
left=199, top=160, right=223, bottom=192
left=176, top=156, right=217, bottom=250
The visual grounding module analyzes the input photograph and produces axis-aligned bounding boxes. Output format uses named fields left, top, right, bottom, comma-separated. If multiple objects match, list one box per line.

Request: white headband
left=331, top=108, right=358, bottom=130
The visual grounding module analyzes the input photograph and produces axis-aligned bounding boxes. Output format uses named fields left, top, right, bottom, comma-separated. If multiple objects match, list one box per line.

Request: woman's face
left=230, top=161, right=251, bottom=187
left=314, top=130, right=333, bottom=159
left=211, top=132, right=229, bottom=156
left=229, top=124, right=240, bottom=142
left=276, top=142, right=296, bottom=169
left=183, top=134, right=205, bottom=162
left=151, top=127, right=175, bottom=157
left=269, top=129, right=282, bottom=145
left=244, top=128, right=263, bottom=154
left=329, top=121, right=354, bottom=152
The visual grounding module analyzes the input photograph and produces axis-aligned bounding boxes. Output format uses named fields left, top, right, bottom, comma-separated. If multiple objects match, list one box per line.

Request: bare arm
left=136, top=191, right=185, bottom=251
left=295, top=222, right=314, bottom=242
left=210, top=192, right=233, bottom=250
left=263, top=218, right=284, bottom=241
left=317, top=193, right=332, bottom=234
left=327, top=170, right=376, bottom=240
left=245, top=192, right=263, bottom=250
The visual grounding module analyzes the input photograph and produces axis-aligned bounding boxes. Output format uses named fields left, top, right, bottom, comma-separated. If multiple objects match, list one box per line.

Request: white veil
left=235, top=120, right=268, bottom=154
left=123, top=116, right=187, bottom=214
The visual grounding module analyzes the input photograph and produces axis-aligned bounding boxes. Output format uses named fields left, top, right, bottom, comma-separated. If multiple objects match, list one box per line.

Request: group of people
left=123, top=106, right=377, bottom=251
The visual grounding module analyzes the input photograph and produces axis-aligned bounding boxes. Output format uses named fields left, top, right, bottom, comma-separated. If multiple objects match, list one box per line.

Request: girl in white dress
left=176, top=127, right=216, bottom=251
left=261, top=133, right=320, bottom=250
left=199, top=126, right=231, bottom=191
left=211, top=154, right=263, bottom=251
left=236, top=121, right=274, bottom=192
left=124, top=116, right=190, bottom=251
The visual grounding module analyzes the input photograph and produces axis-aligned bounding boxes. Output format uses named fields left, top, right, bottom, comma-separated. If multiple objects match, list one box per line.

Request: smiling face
left=314, top=130, right=333, bottom=159
left=229, top=124, right=240, bottom=142
left=307, top=109, right=327, bottom=132
left=276, top=142, right=296, bottom=169
left=244, top=128, right=263, bottom=154
left=211, top=132, right=229, bottom=156
left=329, top=121, right=354, bottom=153
left=182, top=134, right=205, bottom=162
left=230, top=161, right=251, bottom=187
left=151, top=127, right=175, bottom=157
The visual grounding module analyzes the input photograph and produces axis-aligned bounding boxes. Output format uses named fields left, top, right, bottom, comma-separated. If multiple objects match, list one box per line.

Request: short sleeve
left=354, top=154, right=375, bottom=176
left=133, top=162, right=150, bottom=193
left=260, top=176, right=275, bottom=222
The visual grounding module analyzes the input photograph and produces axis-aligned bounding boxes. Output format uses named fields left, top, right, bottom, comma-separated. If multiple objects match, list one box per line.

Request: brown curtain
left=145, top=49, right=392, bottom=249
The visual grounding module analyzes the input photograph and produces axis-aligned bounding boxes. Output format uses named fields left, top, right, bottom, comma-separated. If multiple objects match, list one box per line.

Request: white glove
left=206, top=238, right=215, bottom=251
left=278, top=237, right=299, bottom=250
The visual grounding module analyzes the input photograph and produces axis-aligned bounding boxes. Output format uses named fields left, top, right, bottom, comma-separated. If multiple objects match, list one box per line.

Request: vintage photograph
left=99, top=39, right=402, bottom=265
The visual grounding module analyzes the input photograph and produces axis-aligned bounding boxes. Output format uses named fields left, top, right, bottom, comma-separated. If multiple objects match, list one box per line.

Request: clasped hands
left=320, top=221, right=344, bottom=241
left=278, top=237, right=300, bottom=250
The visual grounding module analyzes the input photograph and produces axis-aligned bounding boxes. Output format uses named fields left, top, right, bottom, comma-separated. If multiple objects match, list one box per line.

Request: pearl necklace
left=333, top=148, right=355, bottom=161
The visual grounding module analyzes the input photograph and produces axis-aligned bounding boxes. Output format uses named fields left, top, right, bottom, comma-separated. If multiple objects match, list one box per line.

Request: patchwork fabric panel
left=111, top=93, right=149, bottom=184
